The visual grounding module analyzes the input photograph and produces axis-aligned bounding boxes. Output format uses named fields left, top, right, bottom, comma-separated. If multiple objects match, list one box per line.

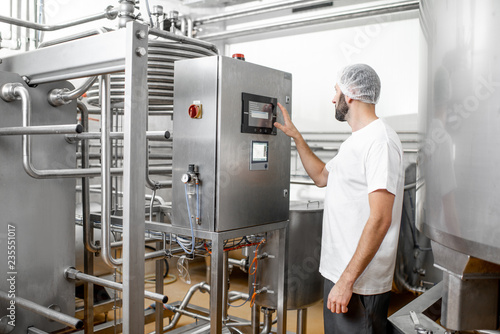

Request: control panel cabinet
left=173, top=56, right=292, bottom=232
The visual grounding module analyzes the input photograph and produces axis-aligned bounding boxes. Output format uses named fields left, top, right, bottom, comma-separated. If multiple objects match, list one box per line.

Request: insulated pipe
left=48, top=76, right=98, bottom=106
left=0, top=6, right=118, bottom=31
left=195, top=0, right=329, bottom=25
left=64, top=268, right=168, bottom=303
left=198, top=0, right=419, bottom=41
left=148, top=27, right=219, bottom=55
left=0, top=291, right=83, bottom=329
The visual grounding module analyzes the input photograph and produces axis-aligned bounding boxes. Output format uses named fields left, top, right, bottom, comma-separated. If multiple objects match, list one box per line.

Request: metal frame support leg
left=122, top=21, right=148, bottom=333
left=210, top=233, right=225, bottom=334
left=277, top=225, right=289, bottom=334
left=296, top=308, right=307, bottom=334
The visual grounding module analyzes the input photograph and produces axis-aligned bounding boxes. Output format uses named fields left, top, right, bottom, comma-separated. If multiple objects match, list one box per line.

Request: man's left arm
left=327, top=189, right=395, bottom=314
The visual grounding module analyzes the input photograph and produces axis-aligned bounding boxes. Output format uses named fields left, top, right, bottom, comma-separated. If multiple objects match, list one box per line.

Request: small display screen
left=252, top=141, right=268, bottom=162
left=248, top=101, right=274, bottom=128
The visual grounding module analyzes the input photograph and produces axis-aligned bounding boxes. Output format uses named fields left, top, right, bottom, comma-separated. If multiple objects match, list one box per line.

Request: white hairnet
left=337, top=64, right=381, bottom=104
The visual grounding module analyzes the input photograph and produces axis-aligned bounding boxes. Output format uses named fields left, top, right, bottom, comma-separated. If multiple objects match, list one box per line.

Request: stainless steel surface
left=197, top=0, right=419, bottom=41
left=0, top=291, right=83, bottom=329
left=121, top=20, right=148, bottom=333
left=173, top=56, right=292, bottom=232
left=0, top=6, right=117, bottom=31
left=78, top=100, right=95, bottom=333
left=194, top=0, right=330, bottom=25
left=100, top=74, right=121, bottom=268
left=48, top=76, right=97, bottom=106
left=418, top=0, right=500, bottom=267
left=418, top=2, right=500, bottom=330
left=86, top=35, right=216, bottom=112
left=296, top=308, right=307, bottom=334
left=210, top=233, right=225, bottom=334
left=64, top=268, right=167, bottom=304
left=388, top=282, right=446, bottom=334
left=0, top=29, right=128, bottom=84
left=251, top=201, right=323, bottom=310
left=0, top=73, right=76, bottom=333
left=0, top=123, right=82, bottom=135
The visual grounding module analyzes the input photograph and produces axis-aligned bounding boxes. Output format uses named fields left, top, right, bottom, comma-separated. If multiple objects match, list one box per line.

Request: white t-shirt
left=319, top=118, right=404, bottom=295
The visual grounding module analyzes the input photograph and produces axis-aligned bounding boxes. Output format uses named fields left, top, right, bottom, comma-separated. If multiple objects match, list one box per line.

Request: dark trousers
left=323, top=278, right=391, bottom=334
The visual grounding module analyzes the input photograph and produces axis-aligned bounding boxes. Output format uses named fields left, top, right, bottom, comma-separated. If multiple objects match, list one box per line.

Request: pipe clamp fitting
left=1, top=83, right=23, bottom=102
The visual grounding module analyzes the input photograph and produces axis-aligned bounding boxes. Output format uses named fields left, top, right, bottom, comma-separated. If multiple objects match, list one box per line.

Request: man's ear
left=345, top=96, right=354, bottom=104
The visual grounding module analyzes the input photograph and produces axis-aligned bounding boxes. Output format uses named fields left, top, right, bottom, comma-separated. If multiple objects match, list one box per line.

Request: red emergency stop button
left=188, top=103, right=202, bottom=119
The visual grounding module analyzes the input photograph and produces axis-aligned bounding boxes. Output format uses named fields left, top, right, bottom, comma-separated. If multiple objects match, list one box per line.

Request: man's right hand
left=274, top=102, right=300, bottom=139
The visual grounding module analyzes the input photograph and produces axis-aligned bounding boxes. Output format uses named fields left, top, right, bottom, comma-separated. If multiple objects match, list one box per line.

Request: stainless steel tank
left=418, top=0, right=500, bottom=330
left=250, top=201, right=323, bottom=310
left=86, top=37, right=215, bottom=112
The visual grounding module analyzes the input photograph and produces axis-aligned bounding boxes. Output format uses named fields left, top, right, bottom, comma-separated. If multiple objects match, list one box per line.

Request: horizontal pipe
left=195, top=0, right=329, bottom=25
left=66, top=130, right=170, bottom=141
left=198, top=0, right=419, bottom=41
left=27, top=328, right=49, bottom=334
left=64, top=268, right=168, bottom=303
left=0, top=291, right=83, bottom=329
left=148, top=27, right=219, bottom=55
left=0, top=123, right=82, bottom=135
left=0, top=6, right=118, bottom=31
left=39, top=27, right=109, bottom=48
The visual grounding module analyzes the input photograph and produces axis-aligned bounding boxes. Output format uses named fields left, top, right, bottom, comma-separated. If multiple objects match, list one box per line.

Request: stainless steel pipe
left=148, top=282, right=210, bottom=334
left=100, top=74, right=121, bottom=268
left=195, top=0, right=330, bottom=25
left=66, top=130, right=171, bottom=141
left=48, top=76, right=97, bottom=106
left=0, top=6, right=118, bottom=31
left=0, top=123, right=82, bottom=135
left=198, top=0, right=419, bottom=41
left=0, top=291, right=83, bottom=329
left=64, top=268, right=168, bottom=303
left=148, top=27, right=219, bottom=55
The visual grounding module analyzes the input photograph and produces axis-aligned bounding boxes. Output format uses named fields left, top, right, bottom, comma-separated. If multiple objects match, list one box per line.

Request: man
left=275, top=64, right=404, bottom=333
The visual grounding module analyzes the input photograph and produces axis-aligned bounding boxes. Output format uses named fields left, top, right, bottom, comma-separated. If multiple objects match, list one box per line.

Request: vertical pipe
left=122, top=20, right=148, bottom=333
left=222, top=251, right=229, bottom=321
left=251, top=304, right=261, bottom=334
left=296, top=308, right=307, bottom=334
left=100, top=74, right=119, bottom=268
left=79, top=101, right=95, bottom=333
left=155, top=241, right=164, bottom=332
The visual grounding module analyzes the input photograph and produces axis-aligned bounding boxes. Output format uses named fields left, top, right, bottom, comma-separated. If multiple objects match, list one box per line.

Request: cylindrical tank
left=417, top=0, right=500, bottom=267
left=250, top=201, right=323, bottom=310
left=418, top=1, right=500, bottom=330
left=86, top=37, right=216, bottom=112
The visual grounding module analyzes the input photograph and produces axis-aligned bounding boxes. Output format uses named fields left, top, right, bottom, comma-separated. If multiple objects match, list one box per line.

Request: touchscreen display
left=248, top=101, right=273, bottom=128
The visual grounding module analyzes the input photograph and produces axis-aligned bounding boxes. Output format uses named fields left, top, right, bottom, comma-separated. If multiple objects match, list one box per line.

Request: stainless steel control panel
left=173, top=56, right=292, bottom=232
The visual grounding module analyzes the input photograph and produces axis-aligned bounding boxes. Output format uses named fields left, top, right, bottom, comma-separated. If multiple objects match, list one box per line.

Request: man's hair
left=337, top=64, right=381, bottom=104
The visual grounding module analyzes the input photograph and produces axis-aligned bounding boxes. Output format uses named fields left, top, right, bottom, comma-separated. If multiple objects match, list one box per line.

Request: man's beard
left=335, top=93, right=349, bottom=122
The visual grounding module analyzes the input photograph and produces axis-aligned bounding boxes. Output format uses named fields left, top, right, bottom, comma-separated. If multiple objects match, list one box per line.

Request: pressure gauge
left=181, top=173, right=191, bottom=184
